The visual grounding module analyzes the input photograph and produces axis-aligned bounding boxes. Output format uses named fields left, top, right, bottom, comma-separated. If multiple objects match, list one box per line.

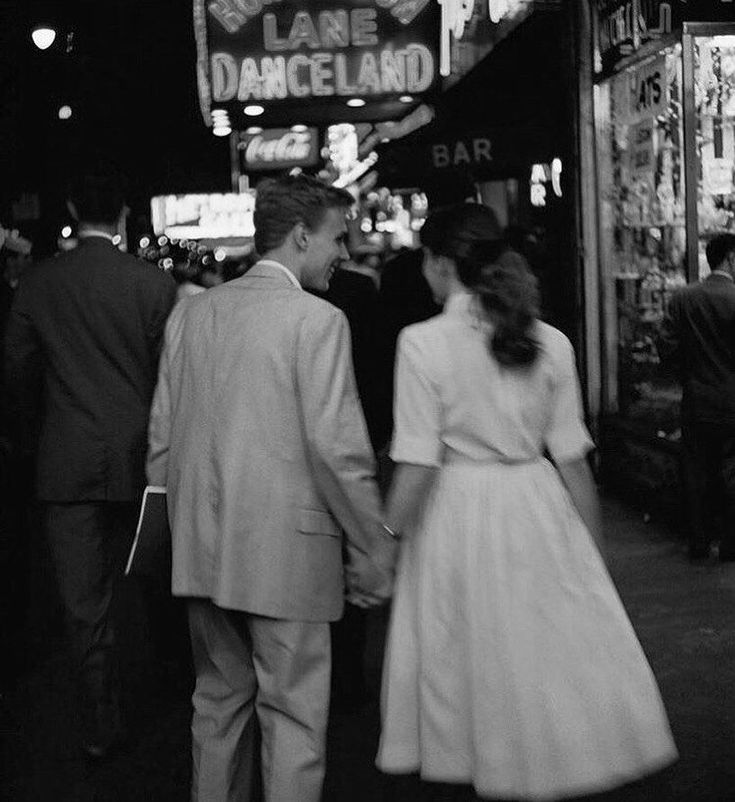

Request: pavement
left=2, top=494, right=735, bottom=802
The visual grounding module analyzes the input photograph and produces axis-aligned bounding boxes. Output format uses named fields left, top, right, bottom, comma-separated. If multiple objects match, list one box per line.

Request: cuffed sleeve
left=390, top=328, right=443, bottom=467
left=545, top=335, right=594, bottom=464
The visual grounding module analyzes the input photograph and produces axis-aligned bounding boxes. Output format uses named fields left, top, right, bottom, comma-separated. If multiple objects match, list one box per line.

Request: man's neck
left=260, top=249, right=303, bottom=283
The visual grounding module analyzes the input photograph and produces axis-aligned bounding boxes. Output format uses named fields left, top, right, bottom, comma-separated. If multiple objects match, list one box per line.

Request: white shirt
left=257, top=259, right=302, bottom=289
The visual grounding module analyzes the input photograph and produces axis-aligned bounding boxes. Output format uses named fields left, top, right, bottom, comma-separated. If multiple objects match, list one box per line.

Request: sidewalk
left=2, top=495, right=735, bottom=801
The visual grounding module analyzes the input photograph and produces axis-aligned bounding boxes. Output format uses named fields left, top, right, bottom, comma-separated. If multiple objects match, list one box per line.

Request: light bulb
left=32, top=27, right=56, bottom=50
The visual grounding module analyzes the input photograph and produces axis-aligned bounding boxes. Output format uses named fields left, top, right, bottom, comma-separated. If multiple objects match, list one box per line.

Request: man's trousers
left=681, top=421, right=735, bottom=557
left=187, top=598, right=331, bottom=802
left=45, top=501, right=137, bottom=740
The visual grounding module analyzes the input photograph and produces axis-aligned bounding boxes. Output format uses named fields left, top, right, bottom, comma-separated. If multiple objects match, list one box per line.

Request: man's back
left=6, top=238, right=176, bottom=500
left=665, top=274, right=735, bottom=423
left=152, top=265, right=381, bottom=621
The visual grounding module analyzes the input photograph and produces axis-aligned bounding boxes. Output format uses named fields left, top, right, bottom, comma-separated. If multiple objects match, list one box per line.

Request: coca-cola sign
left=238, top=127, right=320, bottom=171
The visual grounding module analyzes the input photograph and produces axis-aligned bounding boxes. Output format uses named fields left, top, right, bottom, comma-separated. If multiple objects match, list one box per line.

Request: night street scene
left=2, top=2, right=735, bottom=801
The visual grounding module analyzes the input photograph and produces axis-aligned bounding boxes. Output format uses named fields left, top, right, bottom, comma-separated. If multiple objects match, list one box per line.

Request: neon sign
left=439, top=0, right=528, bottom=76
left=530, top=159, right=562, bottom=208
left=151, top=193, right=256, bottom=240
left=195, top=0, right=439, bottom=125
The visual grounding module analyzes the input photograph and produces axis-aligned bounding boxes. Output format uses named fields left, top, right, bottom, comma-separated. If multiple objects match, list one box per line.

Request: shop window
left=694, top=34, right=735, bottom=276
left=596, top=44, right=685, bottom=439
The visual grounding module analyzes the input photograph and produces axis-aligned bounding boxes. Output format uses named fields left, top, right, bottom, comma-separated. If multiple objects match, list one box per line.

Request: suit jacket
left=660, top=273, right=735, bottom=425
left=147, top=262, right=386, bottom=622
left=4, top=237, right=177, bottom=501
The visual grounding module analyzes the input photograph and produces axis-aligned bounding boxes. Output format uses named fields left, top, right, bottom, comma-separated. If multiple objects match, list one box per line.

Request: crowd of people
left=1, top=168, right=683, bottom=801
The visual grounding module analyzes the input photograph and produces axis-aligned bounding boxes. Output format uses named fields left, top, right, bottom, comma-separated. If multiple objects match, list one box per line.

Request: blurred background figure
left=4, top=163, right=177, bottom=759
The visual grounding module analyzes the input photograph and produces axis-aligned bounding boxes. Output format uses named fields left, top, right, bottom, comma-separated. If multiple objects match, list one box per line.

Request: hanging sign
left=629, top=118, right=656, bottom=180
left=151, top=193, right=256, bottom=240
left=194, top=0, right=440, bottom=126
left=619, top=55, right=667, bottom=125
left=237, top=127, right=319, bottom=171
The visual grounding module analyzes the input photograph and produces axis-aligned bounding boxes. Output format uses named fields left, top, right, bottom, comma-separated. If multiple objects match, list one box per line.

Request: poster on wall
left=194, top=0, right=440, bottom=127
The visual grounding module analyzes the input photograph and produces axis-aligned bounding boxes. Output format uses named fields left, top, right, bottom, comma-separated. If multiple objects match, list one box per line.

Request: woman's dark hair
left=420, top=203, right=540, bottom=367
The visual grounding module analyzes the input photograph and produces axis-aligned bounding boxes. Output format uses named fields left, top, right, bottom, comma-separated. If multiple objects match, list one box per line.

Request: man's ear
left=293, top=221, right=309, bottom=252
left=66, top=200, right=79, bottom=222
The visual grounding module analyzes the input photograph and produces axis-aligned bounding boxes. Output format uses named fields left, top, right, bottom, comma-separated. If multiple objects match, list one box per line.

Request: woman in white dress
left=374, top=204, right=678, bottom=801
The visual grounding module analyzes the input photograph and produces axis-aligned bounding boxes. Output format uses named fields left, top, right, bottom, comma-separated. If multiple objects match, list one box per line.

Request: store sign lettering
left=629, top=119, right=655, bottom=178
left=238, top=127, right=319, bottom=170
left=618, top=56, right=667, bottom=125
left=432, top=138, right=492, bottom=168
left=196, top=0, right=439, bottom=117
left=595, top=0, right=674, bottom=73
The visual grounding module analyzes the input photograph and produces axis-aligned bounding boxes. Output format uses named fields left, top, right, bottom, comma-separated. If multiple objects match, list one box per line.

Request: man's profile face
left=301, top=207, right=349, bottom=291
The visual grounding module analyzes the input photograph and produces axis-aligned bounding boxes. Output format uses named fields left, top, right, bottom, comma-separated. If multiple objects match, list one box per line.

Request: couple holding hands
left=148, top=175, right=677, bottom=802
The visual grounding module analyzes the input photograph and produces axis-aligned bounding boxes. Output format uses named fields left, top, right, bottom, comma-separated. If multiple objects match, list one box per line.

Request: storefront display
left=593, top=5, right=735, bottom=444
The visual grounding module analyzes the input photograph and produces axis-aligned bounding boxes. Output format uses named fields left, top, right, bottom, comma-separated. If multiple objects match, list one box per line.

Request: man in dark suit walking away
left=661, top=234, right=735, bottom=561
left=4, top=167, right=177, bottom=756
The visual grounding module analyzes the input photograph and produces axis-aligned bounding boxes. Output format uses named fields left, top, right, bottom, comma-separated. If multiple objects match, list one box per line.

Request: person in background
left=4, top=165, right=177, bottom=758
left=659, top=233, right=735, bottom=561
left=371, top=202, right=677, bottom=801
left=147, top=174, right=397, bottom=802
left=171, top=255, right=206, bottom=303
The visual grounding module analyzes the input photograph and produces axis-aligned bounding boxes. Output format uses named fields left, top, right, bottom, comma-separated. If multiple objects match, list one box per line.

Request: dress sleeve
left=545, top=334, right=594, bottom=464
left=390, top=328, right=442, bottom=467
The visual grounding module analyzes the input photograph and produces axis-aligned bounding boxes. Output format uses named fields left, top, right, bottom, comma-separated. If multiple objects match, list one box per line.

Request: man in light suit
left=147, top=174, right=396, bottom=802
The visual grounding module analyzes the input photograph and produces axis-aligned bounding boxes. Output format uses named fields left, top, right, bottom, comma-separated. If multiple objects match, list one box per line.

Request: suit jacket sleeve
left=658, top=291, right=682, bottom=375
left=4, top=276, right=44, bottom=453
left=147, top=275, right=178, bottom=362
left=296, top=305, right=385, bottom=557
left=146, top=303, right=180, bottom=486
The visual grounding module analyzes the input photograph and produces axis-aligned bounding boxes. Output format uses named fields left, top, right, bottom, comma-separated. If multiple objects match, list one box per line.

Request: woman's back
left=393, top=291, right=592, bottom=468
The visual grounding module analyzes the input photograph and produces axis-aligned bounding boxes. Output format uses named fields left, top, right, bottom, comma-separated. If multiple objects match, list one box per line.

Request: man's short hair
left=706, top=234, right=735, bottom=271
left=69, top=166, right=126, bottom=225
left=253, top=175, right=353, bottom=256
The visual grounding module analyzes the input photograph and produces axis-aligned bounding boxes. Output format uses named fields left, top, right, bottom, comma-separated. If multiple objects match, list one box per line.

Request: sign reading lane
left=194, top=0, right=440, bottom=125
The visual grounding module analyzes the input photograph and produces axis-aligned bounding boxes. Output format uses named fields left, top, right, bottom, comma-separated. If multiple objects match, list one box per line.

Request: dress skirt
left=376, top=459, right=677, bottom=801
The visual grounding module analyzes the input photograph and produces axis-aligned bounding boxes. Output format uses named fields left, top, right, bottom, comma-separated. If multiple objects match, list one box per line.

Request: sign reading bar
left=194, top=0, right=439, bottom=125
left=151, top=193, right=256, bottom=240
left=238, top=127, right=319, bottom=171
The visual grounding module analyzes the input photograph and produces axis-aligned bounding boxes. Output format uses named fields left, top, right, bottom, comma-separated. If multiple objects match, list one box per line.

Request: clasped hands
left=345, top=539, right=398, bottom=609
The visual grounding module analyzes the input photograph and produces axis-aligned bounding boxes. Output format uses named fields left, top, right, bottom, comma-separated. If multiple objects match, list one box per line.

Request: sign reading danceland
left=194, top=0, right=440, bottom=124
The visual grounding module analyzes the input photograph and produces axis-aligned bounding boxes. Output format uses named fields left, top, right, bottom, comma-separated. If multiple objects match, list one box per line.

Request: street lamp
left=31, top=26, right=57, bottom=50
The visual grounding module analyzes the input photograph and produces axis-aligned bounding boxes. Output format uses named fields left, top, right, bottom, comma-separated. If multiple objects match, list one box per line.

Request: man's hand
left=345, top=547, right=396, bottom=608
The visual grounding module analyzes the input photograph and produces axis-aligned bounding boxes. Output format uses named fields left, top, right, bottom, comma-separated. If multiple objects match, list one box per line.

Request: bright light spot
left=551, top=158, right=563, bottom=197
left=291, top=124, right=308, bottom=132
left=139, top=236, right=150, bottom=248
left=244, top=104, right=265, bottom=116
left=214, top=248, right=226, bottom=262
left=346, top=98, right=366, bottom=107
left=399, top=95, right=414, bottom=103
left=157, top=236, right=168, bottom=246
left=244, top=126, right=263, bottom=134
left=61, top=226, right=72, bottom=238
left=32, top=27, right=56, bottom=50
left=58, top=105, right=72, bottom=120
left=112, top=234, right=122, bottom=246
left=213, top=126, right=231, bottom=137
left=162, top=257, right=174, bottom=269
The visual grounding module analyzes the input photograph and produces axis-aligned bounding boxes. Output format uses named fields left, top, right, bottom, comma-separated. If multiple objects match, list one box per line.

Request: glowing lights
left=31, top=27, right=56, bottom=50
left=290, top=124, right=308, bottom=132
left=58, top=105, right=72, bottom=120
left=139, top=236, right=150, bottom=248
left=244, top=126, right=263, bottom=134
left=346, top=98, right=366, bottom=107
left=112, top=234, right=122, bottom=246
left=243, top=104, right=265, bottom=116
left=530, top=158, right=563, bottom=207
left=214, top=247, right=226, bottom=262
left=157, top=235, right=169, bottom=246
left=211, top=108, right=232, bottom=137
left=61, top=226, right=72, bottom=238
left=399, top=95, right=414, bottom=103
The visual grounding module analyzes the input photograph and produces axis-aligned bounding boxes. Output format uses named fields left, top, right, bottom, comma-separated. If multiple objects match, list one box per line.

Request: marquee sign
left=151, top=193, right=256, bottom=240
left=194, top=0, right=440, bottom=126
left=237, top=126, right=320, bottom=171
